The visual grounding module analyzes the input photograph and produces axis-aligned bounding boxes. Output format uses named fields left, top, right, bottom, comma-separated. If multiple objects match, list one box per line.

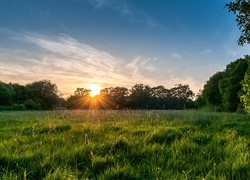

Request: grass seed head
left=85, top=134, right=89, bottom=144
left=90, top=151, right=94, bottom=159
left=24, top=169, right=26, bottom=180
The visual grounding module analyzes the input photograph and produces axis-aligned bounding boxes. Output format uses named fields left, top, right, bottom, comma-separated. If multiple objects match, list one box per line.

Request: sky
left=0, top=0, right=249, bottom=97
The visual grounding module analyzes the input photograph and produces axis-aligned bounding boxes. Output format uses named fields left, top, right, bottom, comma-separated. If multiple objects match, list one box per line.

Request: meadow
left=0, top=110, right=250, bottom=180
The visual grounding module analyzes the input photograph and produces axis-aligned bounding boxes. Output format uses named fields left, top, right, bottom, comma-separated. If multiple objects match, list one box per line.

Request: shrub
left=11, top=104, right=26, bottom=111
left=24, top=99, right=41, bottom=110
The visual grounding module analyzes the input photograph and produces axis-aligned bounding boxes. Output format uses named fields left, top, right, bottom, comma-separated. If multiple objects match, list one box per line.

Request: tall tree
left=202, top=71, right=224, bottom=107
left=219, top=58, right=248, bottom=111
left=226, top=0, right=250, bottom=46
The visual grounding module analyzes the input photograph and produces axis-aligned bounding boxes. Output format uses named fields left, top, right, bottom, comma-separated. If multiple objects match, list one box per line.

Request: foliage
left=0, top=81, right=15, bottom=106
left=194, top=90, right=206, bottom=109
left=11, top=104, right=26, bottom=111
left=0, top=80, right=195, bottom=111
left=24, top=99, right=41, bottom=110
left=219, top=57, right=248, bottom=112
left=169, top=84, right=195, bottom=109
left=203, top=71, right=224, bottom=107
left=201, top=57, right=249, bottom=112
left=239, top=56, right=250, bottom=113
left=67, top=84, right=195, bottom=110
left=1, top=110, right=250, bottom=179
left=11, top=83, right=29, bottom=104
left=129, top=84, right=153, bottom=109
left=226, top=0, right=250, bottom=46
left=26, top=80, right=61, bottom=110
left=67, top=88, right=92, bottom=109
left=0, top=80, right=63, bottom=111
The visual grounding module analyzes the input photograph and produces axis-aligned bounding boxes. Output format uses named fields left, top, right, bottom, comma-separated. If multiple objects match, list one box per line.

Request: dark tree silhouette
left=26, top=80, right=61, bottom=110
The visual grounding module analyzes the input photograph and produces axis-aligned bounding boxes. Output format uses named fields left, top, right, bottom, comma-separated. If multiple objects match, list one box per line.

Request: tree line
left=1, top=0, right=250, bottom=112
left=1, top=55, right=250, bottom=112
left=0, top=80, right=64, bottom=110
left=67, top=84, right=195, bottom=110
left=0, top=80, right=195, bottom=110
left=195, top=0, right=250, bottom=113
left=196, top=55, right=250, bottom=113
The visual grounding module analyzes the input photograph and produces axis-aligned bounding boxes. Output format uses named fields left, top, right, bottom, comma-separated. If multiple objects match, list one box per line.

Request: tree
left=151, top=86, right=170, bottom=109
left=67, top=88, right=91, bottom=109
left=219, top=57, right=248, bottom=111
left=152, top=85, right=170, bottom=99
left=74, top=88, right=91, bottom=97
left=26, top=80, right=61, bottom=110
left=109, top=87, right=129, bottom=109
left=0, top=82, right=15, bottom=106
left=239, top=56, right=250, bottom=113
left=202, top=71, right=224, bottom=107
left=98, top=87, right=129, bottom=109
left=169, top=84, right=195, bottom=109
left=129, top=84, right=153, bottom=109
left=226, top=0, right=250, bottom=46
left=11, top=83, right=28, bottom=104
left=194, top=90, right=206, bottom=109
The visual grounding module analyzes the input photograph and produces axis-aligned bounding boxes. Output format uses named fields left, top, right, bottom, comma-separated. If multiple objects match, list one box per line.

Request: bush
left=0, top=106, right=12, bottom=111
left=24, top=99, right=41, bottom=110
left=11, top=104, right=26, bottom=111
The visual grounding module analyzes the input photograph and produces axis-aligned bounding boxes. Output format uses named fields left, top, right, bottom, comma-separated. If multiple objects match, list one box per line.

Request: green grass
left=0, top=110, right=250, bottom=179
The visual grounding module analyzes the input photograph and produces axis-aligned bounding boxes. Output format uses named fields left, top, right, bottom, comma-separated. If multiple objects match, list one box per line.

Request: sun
left=88, top=84, right=101, bottom=97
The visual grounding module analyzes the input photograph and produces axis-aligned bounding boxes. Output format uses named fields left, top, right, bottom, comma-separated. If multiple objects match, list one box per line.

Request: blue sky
left=0, top=0, right=249, bottom=96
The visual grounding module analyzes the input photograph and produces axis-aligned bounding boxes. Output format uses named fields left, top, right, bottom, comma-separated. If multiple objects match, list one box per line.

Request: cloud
left=201, top=49, right=211, bottom=54
left=89, top=0, right=110, bottom=8
left=0, top=33, right=207, bottom=96
left=88, top=0, right=163, bottom=29
left=89, top=0, right=130, bottom=15
left=0, top=33, right=161, bottom=96
left=171, top=52, right=182, bottom=59
left=125, top=56, right=156, bottom=74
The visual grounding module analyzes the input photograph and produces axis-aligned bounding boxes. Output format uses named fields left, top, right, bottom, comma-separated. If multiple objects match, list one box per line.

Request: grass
left=0, top=110, right=250, bottom=179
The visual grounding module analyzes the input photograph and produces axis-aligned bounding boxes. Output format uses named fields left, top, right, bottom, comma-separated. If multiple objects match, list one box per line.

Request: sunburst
left=88, top=84, right=101, bottom=97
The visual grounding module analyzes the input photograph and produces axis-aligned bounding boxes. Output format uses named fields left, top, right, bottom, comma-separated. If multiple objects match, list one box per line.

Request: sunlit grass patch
left=1, top=110, right=250, bottom=179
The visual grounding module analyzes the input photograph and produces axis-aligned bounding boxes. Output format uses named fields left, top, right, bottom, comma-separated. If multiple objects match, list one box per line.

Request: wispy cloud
left=89, top=0, right=111, bottom=8
left=201, top=49, right=211, bottom=54
left=89, top=0, right=130, bottom=15
left=0, top=33, right=206, bottom=96
left=171, top=52, right=182, bottom=59
left=88, top=0, right=162, bottom=29
left=0, top=33, right=161, bottom=96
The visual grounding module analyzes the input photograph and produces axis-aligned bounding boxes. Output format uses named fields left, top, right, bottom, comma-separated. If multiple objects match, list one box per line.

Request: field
left=1, top=110, right=250, bottom=179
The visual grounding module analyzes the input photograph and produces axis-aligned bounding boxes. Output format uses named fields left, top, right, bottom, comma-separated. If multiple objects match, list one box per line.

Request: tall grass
left=0, top=110, right=250, bottom=179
